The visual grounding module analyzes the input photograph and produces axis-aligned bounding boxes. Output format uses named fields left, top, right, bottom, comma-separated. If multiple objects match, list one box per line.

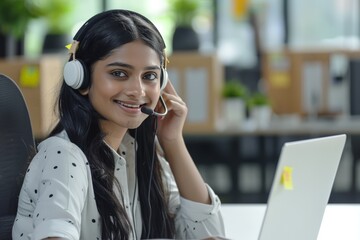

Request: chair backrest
left=0, top=74, right=35, bottom=240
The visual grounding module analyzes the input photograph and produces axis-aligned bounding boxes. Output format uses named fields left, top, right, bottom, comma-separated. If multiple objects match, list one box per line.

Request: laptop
left=258, top=134, right=347, bottom=240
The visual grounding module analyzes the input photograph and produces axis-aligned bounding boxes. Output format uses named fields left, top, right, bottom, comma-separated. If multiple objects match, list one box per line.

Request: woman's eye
left=143, top=72, right=157, bottom=81
left=111, top=70, right=126, bottom=78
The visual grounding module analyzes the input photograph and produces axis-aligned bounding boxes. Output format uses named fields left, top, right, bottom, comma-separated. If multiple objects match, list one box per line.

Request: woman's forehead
left=100, top=40, right=161, bottom=67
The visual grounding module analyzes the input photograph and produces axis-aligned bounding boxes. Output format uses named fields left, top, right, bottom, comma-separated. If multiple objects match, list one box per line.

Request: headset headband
left=64, top=9, right=168, bottom=90
left=73, top=9, right=166, bottom=49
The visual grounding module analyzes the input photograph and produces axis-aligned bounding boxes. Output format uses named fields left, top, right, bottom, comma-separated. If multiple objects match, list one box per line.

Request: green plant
left=247, top=92, right=271, bottom=108
left=168, top=0, right=200, bottom=27
left=32, top=0, right=73, bottom=34
left=222, top=81, right=248, bottom=99
left=0, top=0, right=43, bottom=38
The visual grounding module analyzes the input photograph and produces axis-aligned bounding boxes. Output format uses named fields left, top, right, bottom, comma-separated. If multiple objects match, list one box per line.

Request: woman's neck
left=100, top=121, right=128, bottom=152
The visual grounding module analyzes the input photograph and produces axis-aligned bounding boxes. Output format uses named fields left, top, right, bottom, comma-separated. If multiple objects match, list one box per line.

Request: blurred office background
left=1, top=0, right=360, bottom=203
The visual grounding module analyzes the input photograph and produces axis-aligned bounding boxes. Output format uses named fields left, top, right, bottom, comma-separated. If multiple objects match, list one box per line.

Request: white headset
left=63, top=10, right=168, bottom=92
left=64, top=58, right=88, bottom=90
left=64, top=55, right=168, bottom=91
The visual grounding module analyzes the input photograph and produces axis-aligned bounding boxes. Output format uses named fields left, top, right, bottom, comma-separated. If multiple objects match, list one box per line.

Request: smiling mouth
left=114, top=100, right=146, bottom=109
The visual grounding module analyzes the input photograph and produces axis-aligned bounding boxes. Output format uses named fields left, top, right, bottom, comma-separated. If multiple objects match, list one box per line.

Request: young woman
left=12, top=9, right=225, bottom=240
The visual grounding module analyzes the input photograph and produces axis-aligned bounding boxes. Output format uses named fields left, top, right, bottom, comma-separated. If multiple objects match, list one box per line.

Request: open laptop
left=258, top=134, right=347, bottom=240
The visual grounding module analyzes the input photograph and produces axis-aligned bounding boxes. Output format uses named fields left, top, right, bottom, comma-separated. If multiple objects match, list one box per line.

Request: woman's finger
left=162, top=78, right=179, bottom=97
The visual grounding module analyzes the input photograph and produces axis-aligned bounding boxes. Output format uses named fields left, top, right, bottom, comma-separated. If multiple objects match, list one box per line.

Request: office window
left=106, top=0, right=214, bottom=54
left=289, top=0, right=360, bottom=49
left=107, top=0, right=172, bottom=52
left=216, top=0, right=282, bottom=68
left=25, top=0, right=215, bottom=57
left=25, top=0, right=101, bottom=57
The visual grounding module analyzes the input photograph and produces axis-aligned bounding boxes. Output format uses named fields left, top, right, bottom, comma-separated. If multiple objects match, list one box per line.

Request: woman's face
left=85, top=40, right=162, bottom=135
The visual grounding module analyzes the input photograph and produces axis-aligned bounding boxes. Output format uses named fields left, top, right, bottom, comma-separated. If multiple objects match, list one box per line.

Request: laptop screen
left=258, top=134, right=346, bottom=240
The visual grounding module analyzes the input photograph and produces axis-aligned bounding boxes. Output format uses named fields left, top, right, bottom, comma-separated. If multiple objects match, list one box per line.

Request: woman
left=13, top=9, right=225, bottom=240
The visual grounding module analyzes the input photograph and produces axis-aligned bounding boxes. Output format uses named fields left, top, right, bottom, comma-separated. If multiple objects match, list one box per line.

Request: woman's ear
left=79, top=88, right=89, bottom=95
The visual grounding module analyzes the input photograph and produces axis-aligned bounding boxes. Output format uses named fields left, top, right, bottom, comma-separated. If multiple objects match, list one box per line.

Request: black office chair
left=0, top=74, right=35, bottom=240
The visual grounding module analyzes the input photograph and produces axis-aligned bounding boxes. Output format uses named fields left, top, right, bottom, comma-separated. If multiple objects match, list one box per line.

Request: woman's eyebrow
left=144, top=65, right=161, bottom=71
left=107, top=62, right=161, bottom=70
left=107, top=62, right=133, bottom=69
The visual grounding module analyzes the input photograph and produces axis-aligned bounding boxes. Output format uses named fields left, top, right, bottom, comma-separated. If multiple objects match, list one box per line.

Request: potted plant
left=221, top=80, right=249, bottom=128
left=247, top=92, right=270, bottom=108
left=247, top=92, right=272, bottom=129
left=222, top=81, right=248, bottom=99
left=168, top=0, right=200, bottom=51
left=0, top=0, right=43, bottom=57
left=32, top=0, right=73, bottom=53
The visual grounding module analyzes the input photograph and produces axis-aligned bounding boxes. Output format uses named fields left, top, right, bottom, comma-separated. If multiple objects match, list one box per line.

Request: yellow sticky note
left=280, top=166, right=293, bottom=190
left=232, top=0, right=249, bottom=19
left=269, top=72, right=290, bottom=88
left=20, top=65, right=40, bottom=88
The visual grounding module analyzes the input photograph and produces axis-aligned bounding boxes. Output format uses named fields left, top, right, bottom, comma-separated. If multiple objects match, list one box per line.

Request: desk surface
left=222, top=204, right=360, bottom=240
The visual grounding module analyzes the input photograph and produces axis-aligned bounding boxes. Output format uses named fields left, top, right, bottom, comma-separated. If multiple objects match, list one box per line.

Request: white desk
left=222, top=204, right=360, bottom=240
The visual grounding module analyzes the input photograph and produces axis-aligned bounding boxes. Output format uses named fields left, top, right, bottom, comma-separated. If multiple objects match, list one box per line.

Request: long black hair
left=50, top=10, right=175, bottom=239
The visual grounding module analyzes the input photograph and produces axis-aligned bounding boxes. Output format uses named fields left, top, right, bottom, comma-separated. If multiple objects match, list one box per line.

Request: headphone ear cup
left=64, top=59, right=89, bottom=89
left=160, top=68, right=168, bottom=92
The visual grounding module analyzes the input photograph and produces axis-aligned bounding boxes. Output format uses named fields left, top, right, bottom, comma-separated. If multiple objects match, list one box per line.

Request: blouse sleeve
left=159, top=157, right=226, bottom=239
left=15, top=137, right=89, bottom=240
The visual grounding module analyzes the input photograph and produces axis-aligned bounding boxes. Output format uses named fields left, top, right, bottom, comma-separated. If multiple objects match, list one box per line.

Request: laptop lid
left=258, top=134, right=347, bottom=240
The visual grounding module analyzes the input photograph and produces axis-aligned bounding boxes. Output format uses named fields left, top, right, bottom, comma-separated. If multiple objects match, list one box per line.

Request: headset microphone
left=141, top=95, right=168, bottom=117
left=141, top=107, right=154, bottom=115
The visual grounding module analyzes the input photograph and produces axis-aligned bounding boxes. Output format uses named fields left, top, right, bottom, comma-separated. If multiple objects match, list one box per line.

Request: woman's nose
left=126, top=77, right=145, bottom=97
